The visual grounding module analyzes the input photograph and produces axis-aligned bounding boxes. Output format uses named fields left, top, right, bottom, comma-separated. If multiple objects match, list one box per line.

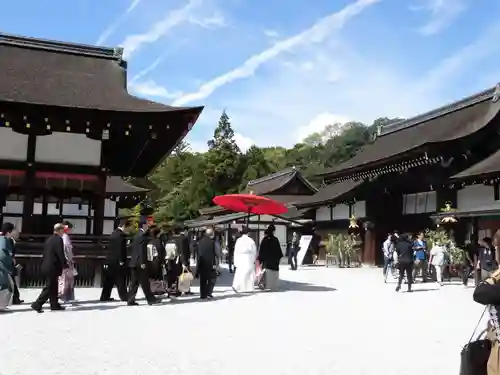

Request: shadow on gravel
left=277, top=280, right=337, bottom=292
left=170, top=292, right=252, bottom=305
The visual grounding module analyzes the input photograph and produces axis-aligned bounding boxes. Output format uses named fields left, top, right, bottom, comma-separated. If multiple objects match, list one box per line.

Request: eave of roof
left=0, top=33, right=202, bottom=114
left=451, top=149, right=500, bottom=181
left=294, top=179, right=364, bottom=209
left=105, top=176, right=149, bottom=195
left=317, top=84, right=500, bottom=179
left=246, top=167, right=317, bottom=195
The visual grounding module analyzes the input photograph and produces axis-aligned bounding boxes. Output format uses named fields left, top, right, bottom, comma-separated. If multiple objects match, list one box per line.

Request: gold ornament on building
left=348, top=215, right=359, bottom=228
left=440, top=202, right=457, bottom=223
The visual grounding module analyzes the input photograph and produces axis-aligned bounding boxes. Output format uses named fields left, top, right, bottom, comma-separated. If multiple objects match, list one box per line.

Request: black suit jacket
left=106, top=229, right=128, bottom=265
left=196, top=236, right=216, bottom=274
left=41, top=234, right=67, bottom=276
left=129, top=230, right=148, bottom=268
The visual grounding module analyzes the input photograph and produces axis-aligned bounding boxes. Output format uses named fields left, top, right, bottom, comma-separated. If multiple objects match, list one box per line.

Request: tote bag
left=460, top=307, right=492, bottom=375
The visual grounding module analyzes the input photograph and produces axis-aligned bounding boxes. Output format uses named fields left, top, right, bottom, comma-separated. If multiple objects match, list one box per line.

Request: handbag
left=460, top=307, right=492, bottom=375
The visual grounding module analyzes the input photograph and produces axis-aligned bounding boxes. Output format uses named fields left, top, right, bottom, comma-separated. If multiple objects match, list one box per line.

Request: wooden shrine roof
left=245, top=167, right=318, bottom=195
left=317, top=85, right=500, bottom=180
left=105, top=176, right=149, bottom=195
left=451, top=149, right=500, bottom=181
left=294, top=179, right=364, bottom=209
left=198, top=168, right=317, bottom=216
left=0, top=33, right=201, bottom=114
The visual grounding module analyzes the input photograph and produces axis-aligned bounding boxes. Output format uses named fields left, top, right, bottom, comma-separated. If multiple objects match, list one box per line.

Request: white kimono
left=232, top=234, right=257, bottom=293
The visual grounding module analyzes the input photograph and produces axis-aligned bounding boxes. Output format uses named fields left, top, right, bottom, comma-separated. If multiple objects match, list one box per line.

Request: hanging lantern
left=440, top=202, right=458, bottom=223
left=348, top=215, right=359, bottom=229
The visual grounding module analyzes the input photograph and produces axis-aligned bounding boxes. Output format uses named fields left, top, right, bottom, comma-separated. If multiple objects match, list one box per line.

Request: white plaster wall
left=63, top=218, right=87, bottom=234
left=62, top=203, right=89, bottom=217
left=35, top=132, right=102, bottom=166
left=403, top=191, right=436, bottom=214
left=91, top=219, right=115, bottom=235
left=316, top=206, right=331, bottom=221
left=2, top=216, right=23, bottom=232
left=352, top=201, right=366, bottom=218
left=332, top=204, right=350, bottom=219
left=458, top=185, right=500, bottom=212
left=0, top=128, right=28, bottom=161
left=3, top=200, right=23, bottom=214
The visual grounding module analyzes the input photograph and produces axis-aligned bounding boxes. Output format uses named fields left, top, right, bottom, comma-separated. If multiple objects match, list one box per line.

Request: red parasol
left=212, top=193, right=288, bottom=215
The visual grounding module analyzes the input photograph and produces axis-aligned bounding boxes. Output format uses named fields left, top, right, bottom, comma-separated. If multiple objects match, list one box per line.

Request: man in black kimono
left=31, top=223, right=67, bottom=313
left=100, top=219, right=131, bottom=302
left=195, top=228, right=218, bottom=299
left=127, top=221, right=159, bottom=306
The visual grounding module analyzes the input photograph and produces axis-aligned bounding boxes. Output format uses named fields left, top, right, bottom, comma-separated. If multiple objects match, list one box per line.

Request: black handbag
left=460, top=307, right=492, bottom=375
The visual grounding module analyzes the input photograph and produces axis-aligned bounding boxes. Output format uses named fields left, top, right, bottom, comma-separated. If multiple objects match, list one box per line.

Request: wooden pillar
left=363, top=225, right=376, bottom=265
left=22, top=134, right=36, bottom=232
left=92, top=173, right=106, bottom=236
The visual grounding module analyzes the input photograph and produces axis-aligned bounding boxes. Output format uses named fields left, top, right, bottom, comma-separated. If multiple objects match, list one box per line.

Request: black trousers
left=12, top=277, right=21, bottom=303
left=33, top=274, right=60, bottom=309
left=100, top=264, right=128, bottom=301
left=397, top=263, right=414, bottom=290
left=289, top=252, right=298, bottom=270
left=199, top=269, right=217, bottom=298
left=227, top=251, right=234, bottom=272
left=127, top=267, right=155, bottom=303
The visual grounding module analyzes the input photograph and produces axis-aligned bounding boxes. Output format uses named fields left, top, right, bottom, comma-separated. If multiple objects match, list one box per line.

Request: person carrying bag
left=472, top=268, right=500, bottom=374
left=460, top=307, right=491, bottom=375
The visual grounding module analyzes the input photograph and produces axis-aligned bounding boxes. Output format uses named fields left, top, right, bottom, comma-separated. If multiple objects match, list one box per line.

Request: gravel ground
left=0, top=266, right=484, bottom=375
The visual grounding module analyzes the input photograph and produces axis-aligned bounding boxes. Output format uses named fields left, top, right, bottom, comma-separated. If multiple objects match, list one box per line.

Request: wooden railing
left=14, top=234, right=130, bottom=288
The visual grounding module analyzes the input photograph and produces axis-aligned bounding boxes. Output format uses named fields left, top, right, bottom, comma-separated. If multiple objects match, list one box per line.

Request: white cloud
left=263, top=29, right=280, bottom=38
left=210, top=19, right=500, bottom=148
left=121, top=0, right=201, bottom=59
left=189, top=13, right=226, bottom=28
left=96, top=0, right=142, bottom=45
left=295, top=113, right=351, bottom=142
left=234, top=133, right=254, bottom=152
left=129, top=80, right=182, bottom=99
left=412, top=0, right=467, bottom=36
left=172, top=0, right=380, bottom=106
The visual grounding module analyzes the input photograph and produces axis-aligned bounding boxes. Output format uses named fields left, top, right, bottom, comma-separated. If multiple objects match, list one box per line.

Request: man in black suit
left=31, top=223, right=68, bottom=313
left=195, top=228, right=218, bottom=299
left=127, top=221, right=159, bottom=306
left=100, top=219, right=132, bottom=302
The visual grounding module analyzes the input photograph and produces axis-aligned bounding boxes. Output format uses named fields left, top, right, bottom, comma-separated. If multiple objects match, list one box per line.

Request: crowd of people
left=382, top=231, right=498, bottom=292
left=0, top=218, right=287, bottom=313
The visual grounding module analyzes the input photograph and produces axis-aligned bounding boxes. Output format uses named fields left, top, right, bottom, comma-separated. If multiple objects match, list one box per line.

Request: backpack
left=165, top=238, right=178, bottom=260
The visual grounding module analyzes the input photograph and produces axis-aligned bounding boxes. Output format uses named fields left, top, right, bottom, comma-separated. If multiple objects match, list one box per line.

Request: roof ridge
left=379, top=85, right=497, bottom=136
left=0, top=33, right=123, bottom=61
left=247, top=167, right=296, bottom=186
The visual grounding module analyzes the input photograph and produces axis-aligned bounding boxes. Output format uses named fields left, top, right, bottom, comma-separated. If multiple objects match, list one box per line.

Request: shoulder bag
left=460, top=307, right=492, bottom=375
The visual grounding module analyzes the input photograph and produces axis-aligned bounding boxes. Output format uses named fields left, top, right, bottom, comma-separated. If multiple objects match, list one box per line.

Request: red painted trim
left=0, top=169, right=25, bottom=176
left=35, top=171, right=99, bottom=181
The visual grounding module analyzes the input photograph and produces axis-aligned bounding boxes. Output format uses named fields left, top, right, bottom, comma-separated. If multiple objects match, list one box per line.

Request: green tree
left=204, top=111, right=242, bottom=195
left=240, top=146, right=274, bottom=189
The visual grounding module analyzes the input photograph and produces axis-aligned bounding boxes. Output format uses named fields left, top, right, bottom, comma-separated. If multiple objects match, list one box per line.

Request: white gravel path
left=0, top=266, right=484, bottom=375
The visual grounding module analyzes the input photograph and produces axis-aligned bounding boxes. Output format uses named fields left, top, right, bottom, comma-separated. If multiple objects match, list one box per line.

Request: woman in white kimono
left=59, top=221, right=76, bottom=303
left=232, top=227, right=257, bottom=293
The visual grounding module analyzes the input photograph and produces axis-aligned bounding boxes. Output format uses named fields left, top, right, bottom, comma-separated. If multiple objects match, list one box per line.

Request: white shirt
left=430, top=245, right=446, bottom=266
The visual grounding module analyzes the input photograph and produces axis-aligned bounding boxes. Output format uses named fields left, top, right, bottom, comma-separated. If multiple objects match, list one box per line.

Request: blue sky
left=2, top=0, right=499, bottom=152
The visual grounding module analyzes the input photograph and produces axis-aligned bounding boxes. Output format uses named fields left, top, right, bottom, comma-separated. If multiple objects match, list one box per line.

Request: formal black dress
left=127, top=230, right=156, bottom=305
left=196, top=236, right=217, bottom=299
left=100, top=228, right=128, bottom=301
left=32, top=234, right=67, bottom=311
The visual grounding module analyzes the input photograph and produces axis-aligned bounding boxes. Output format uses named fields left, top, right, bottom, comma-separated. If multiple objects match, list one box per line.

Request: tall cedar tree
left=204, top=111, right=242, bottom=195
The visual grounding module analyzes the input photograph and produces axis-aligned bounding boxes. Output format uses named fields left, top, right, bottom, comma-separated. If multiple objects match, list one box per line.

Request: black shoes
left=127, top=301, right=139, bottom=306
left=395, top=285, right=401, bottom=292
left=31, top=303, right=43, bottom=313
left=148, top=299, right=160, bottom=305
